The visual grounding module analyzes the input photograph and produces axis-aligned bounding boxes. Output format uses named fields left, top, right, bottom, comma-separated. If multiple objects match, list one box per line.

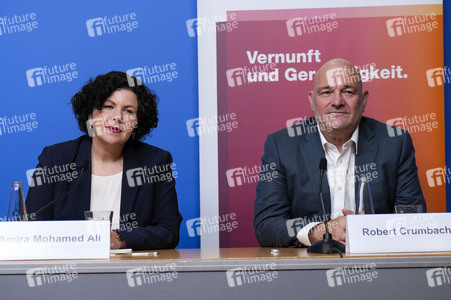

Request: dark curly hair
left=71, top=71, right=158, bottom=141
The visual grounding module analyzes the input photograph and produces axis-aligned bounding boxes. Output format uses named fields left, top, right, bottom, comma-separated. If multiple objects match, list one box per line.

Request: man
left=254, top=58, right=426, bottom=247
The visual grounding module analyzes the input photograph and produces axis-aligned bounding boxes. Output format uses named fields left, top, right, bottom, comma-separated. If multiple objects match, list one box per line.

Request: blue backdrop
left=0, top=0, right=199, bottom=248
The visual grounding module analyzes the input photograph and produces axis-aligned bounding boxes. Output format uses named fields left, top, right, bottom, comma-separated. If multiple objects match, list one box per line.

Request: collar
left=317, top=124, right=360, bottom=155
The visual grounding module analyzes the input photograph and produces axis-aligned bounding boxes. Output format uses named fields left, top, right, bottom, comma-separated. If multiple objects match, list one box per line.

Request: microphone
left=29, top=160, right=89, bottom=219
left=307, top=158, right=346, bottom=254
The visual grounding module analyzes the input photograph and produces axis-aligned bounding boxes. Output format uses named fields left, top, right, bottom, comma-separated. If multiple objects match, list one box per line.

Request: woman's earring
left=86, top=120, right=95, bottom=137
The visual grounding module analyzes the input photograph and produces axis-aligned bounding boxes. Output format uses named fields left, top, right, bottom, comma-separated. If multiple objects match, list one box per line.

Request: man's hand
left=308, top=209, right=354, bottom=245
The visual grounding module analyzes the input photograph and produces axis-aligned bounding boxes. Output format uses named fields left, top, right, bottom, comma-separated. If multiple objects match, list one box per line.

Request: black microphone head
left=319, top=158, right=327, bottom=171
left=79, top=160, right=89, bottom=170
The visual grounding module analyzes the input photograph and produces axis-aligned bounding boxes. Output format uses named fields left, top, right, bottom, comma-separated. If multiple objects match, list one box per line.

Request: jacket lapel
left=73, top=136, right=93, bottom=219
left=120, top=143, right=139, bottom=218
left=354, top=118, right=378, bottom=206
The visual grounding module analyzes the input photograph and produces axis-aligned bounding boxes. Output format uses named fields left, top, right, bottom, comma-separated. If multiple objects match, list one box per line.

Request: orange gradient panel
left=218, top=5, right=444, bottom=247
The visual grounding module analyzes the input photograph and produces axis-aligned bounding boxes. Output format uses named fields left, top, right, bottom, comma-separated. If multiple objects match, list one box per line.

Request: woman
left=26, top=71, right=182, bottom=250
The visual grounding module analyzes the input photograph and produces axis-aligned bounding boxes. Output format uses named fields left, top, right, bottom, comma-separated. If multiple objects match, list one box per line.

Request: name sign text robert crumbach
left=346, top=213, right=451, bottom=254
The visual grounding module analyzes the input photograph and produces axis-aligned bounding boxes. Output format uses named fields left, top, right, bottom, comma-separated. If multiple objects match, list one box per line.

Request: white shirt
left=90, top=172, right=122, bottom=230
left=297, top=126, right=359, bottom=246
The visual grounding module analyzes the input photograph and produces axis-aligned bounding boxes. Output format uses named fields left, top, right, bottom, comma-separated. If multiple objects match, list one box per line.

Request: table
left=1, top=248, right=450, bottom=299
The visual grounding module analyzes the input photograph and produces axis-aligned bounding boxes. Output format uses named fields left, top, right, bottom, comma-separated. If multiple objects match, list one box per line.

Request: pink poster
left=217, top=5, right=444, bottom=247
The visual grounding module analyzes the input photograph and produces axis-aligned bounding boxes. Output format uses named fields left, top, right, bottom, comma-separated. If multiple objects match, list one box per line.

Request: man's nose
left=331, top=90, right=345, bottom=107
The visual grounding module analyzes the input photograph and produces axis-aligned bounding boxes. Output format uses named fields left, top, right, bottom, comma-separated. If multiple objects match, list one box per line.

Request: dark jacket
left=26, top=135, right=182, bottom=250
left=254, top=117, right=426, bottom=247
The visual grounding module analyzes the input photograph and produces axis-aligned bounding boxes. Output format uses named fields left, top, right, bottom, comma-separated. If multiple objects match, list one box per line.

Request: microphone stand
left=307, top=158, right=346, bottom=255
left=29, top=160, right=89, bottom=219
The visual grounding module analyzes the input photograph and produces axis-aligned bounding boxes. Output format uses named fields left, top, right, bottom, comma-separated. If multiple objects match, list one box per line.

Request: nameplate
left=0, top=221, right=110, bottom=260
left=346, top=213, right=451, bottom=253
